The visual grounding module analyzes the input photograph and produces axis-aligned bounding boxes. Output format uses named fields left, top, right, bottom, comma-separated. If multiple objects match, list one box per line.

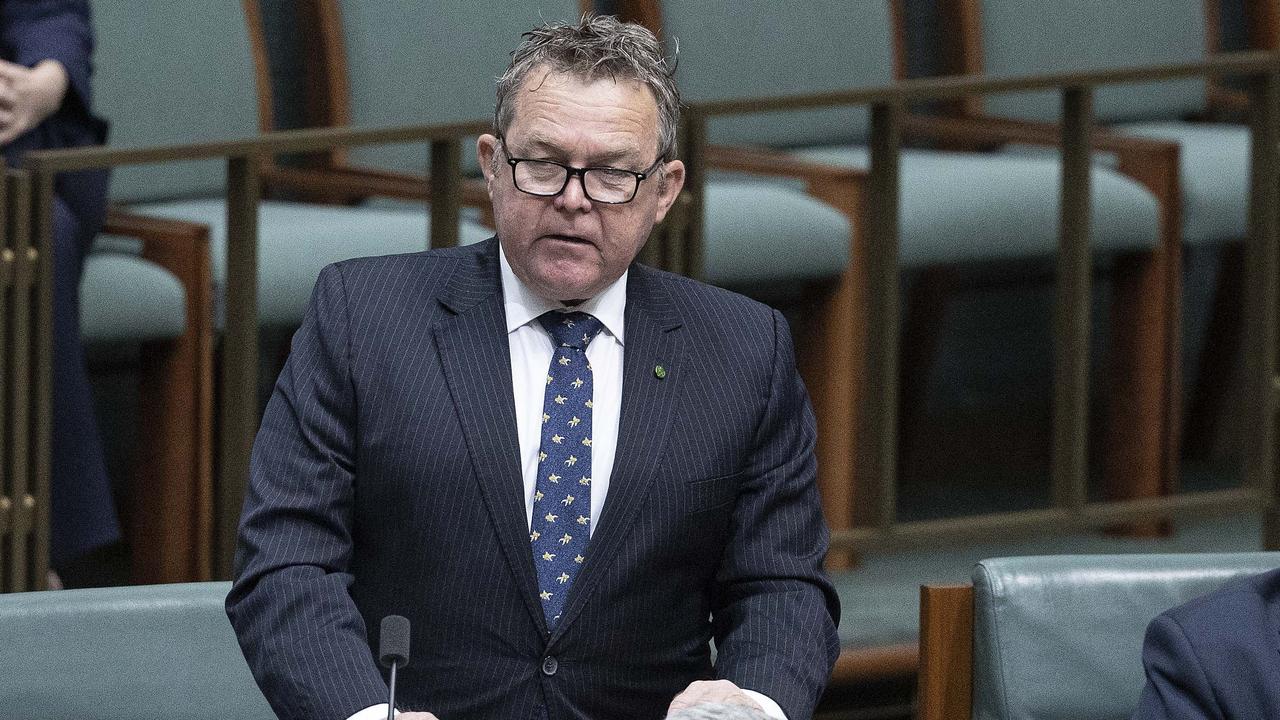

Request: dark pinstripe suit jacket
left=226, top=238, right=840, bottom=720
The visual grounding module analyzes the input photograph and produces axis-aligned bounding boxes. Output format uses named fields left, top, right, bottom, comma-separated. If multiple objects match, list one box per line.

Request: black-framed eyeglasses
left=499, top=138, right=663, bottom=204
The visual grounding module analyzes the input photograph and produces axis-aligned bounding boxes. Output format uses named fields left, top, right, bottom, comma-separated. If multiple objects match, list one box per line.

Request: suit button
left=541, top=656, right=558, bottom=676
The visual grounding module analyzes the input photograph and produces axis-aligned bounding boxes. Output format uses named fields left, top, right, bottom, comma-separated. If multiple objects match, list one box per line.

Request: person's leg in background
left=49, top=191, right=122, bottom=587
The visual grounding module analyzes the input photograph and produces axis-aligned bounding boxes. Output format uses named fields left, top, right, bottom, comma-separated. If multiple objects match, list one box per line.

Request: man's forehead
left=506, top=67, right=660, bottom=158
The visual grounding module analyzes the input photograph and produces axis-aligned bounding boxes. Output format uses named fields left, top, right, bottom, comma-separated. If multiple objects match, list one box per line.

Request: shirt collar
left=499, top=241, right=627, bottom=345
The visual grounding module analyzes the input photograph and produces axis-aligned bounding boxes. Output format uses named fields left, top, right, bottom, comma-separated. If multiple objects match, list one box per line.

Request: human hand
left=0, top=59, right=68, bottom=146
left=667, top=679, right=763, bottom=715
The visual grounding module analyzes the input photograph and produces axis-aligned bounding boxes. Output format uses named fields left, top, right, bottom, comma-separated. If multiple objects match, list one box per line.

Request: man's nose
left=555, top=173, right=592, bottom=212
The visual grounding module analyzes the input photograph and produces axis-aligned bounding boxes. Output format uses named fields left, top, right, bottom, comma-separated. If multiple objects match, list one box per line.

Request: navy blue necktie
left=531, top=311, right=604, bottom=628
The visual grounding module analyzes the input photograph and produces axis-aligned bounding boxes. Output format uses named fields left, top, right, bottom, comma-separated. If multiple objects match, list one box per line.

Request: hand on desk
left=667, top=679, right=763, bottom=715
left=0, top=58, right=68, bottom=146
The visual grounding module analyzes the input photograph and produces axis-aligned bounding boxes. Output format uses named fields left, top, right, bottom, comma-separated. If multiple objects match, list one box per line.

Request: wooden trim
left=614, top=0, right=664, bottom=38
left=293, top=0, right=352, bottom=169
left=104, top=209, right=215, bottom=583
left=936, top=0, right=986, bottom=117
left=889, top=0, right=907, bottom=81
left=241, top=0, right=276, bottom=135
left=261, top=164, right=491, bottom=209
left=1246, top=0, right=1280, bottom=50
left=830, top=643, right=918, bottom=684
left=918, top=585, right=974, bottom=720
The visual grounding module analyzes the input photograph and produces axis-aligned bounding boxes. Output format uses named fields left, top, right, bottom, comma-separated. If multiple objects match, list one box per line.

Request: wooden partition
left=4, top=52, right=1279, bottom=589
left=0, top=168, right=48, bottom=592
left=679, top=51, right=1280, bottom=558
left=15, top=120, right=486, bottom=583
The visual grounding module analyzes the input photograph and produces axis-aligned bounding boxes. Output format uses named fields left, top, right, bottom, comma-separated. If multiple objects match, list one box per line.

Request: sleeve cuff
left=741, top=689, right=787, bottom=720
left=346, top=704, right=393, bottom=720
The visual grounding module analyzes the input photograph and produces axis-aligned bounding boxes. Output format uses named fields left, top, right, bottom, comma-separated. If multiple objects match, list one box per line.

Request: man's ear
left=652, top=159, right=685, bottom=225
left=477, top=134, right=499, bottom=188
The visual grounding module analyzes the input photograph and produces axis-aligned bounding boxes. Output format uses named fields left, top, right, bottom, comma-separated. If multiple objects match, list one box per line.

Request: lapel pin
left=654, top=365, right=667, bottom=379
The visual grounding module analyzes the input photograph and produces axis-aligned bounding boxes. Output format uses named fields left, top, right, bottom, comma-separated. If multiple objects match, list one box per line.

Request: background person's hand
left=667, top=679, right=762, bottom=715
left=0, top=58, right=68, bottom=145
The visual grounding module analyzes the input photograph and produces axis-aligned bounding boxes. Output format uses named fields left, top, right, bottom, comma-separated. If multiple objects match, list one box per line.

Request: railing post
left=1052, top=86, right=1093, bottom=514
left=22, top=170, right=46, bottom=590
left=680, top=109, right=706, bottom=280
left=1245, top=70, right=1280, bottom=549
left=218, top=153, right=261, bottom=578
left=429, top=139, right=461, bottom=249
left=864, top=100, right=903, bottom=530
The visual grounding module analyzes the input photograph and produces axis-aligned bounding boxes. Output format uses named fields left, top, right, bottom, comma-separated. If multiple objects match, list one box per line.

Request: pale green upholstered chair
left=634, top=0, right=1171, bottom=562
left=86, top=2, right=489, bottom=581
left=944, top=0, right=1259, bottom=463
left=279, top=1, right=852, bottom=542
left=918, top=552, right=1280, bottom=719
left=0, top=581, right=273, bottom=720
left=92, top=1, right=493, bottom=332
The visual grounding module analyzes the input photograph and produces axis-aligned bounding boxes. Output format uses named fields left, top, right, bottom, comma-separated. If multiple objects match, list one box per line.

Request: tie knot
left=539, top=311, right=603, bottom=350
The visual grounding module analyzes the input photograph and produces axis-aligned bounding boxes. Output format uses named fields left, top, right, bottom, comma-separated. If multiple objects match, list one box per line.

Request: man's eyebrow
left=518, top=135, right=640, bottom=166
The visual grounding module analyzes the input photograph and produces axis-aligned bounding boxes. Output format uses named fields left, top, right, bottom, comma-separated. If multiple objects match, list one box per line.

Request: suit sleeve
left=1, top=0, right=95, bottom=111
left=225, top=264, right=388, bottom=720
left=1131, top=613, right=1225, bottom=720
left=711, top=308, right=841, bottom=720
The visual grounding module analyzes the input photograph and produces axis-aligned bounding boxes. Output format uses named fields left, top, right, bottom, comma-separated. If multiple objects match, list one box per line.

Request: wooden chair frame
left=917, top=583, right=976, bottom=720
left=103, top=210, right=214, bottom=583
left=931, top=0, right=1280, bottom=514
left=616, top=0, right=1186, bottom=562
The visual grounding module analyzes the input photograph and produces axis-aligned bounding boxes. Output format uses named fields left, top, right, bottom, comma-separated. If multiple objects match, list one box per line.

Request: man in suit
left=227, top=15, right=839, bottom=720
left=1132, top=567, right=1280, bottom=719
left=0, top=0, right=116, bottom=585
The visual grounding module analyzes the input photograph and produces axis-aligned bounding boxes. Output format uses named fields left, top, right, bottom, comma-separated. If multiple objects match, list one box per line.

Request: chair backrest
left=92, top=1, right=262, bottom=203
left=654, top=0, right=896, bottom=149
left=920, top=552, right=1280, bottom=720
left=0, top=581, right=273, bottom=720
left=955, top=0, right=1209, bottom=123
left=328, top=0, right=585, bottom=175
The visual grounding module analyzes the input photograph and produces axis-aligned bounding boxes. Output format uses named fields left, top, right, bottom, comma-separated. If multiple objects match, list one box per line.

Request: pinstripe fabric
left=227, top=239, right=840, bottom=720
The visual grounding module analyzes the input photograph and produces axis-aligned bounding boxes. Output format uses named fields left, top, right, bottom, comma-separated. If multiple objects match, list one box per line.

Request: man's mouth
left=545, top=234, right=592, bottom=245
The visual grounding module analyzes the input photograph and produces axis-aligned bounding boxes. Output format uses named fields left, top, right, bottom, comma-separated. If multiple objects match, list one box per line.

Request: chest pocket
left=685, top=472, right=742, bottom=514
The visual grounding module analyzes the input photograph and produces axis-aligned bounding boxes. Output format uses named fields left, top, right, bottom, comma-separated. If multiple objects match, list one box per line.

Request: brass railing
left=7, top=51, right=1280, bottom=586
left=0, top=168, right=42, bottom=592
left=678, top=50, right=1280, bottom=552
left=22, top=120, right=488, bottom=581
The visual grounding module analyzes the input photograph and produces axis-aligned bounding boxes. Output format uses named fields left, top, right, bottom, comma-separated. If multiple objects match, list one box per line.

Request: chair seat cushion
left=0, top=581, right=272, bottom=719
left=702, top=180, right=851, bottom=288
left=1114, top=121, right=1249, bottom=245
left=130, top=199, right=492, bottom=328
left=80, top=251, right=186, bottom=343
left=793, top=145, right=1159, bottom=266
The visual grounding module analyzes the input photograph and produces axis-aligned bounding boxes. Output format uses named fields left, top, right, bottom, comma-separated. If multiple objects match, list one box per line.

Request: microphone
left=379, top=615, right=411, bottom=720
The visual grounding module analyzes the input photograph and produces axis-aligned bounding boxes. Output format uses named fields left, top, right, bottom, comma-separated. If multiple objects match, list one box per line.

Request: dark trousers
left=50, top=189, right=119, bottom=567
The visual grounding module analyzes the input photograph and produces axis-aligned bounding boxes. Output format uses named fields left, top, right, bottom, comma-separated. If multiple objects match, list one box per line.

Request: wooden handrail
left=13, top=49, right=1280, bottom=575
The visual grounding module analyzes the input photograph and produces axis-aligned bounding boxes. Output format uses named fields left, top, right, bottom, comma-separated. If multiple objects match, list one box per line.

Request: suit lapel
left=552, top=265, right=685, bottom=642
left=433, top=240, right=548, bottom=634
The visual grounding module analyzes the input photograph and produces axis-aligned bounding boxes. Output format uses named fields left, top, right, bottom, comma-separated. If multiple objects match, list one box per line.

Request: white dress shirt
left=349, top=246, right=785, bottom=720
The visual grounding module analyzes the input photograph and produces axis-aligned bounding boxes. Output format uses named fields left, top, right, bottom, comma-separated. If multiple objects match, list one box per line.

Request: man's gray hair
left=664, top=703, right=773, bottom=720
left=494, top=13, right=681, bottom=162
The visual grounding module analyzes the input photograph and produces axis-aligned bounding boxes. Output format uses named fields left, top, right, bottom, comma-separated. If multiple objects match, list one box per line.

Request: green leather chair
left=644, top=0, right=1168, bottom=552
left=0, top=581, right=273, bottom=720
left=91, top=1, right=493, bottom=331
left=948, top=0, right=1254, bottom=457
left=919, top=552, right=1280, bottom=719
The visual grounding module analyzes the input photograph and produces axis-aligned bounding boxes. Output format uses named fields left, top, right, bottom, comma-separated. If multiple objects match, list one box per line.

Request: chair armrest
left=262, top=164, right=491, bottom=209
left=705, top=144, right=868, bottom=184
left=903, top=113, right=1178, bottom=159
left=103, top=207, right=213, bottom=334
left=1204, top=86, right=1250, bottom=122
